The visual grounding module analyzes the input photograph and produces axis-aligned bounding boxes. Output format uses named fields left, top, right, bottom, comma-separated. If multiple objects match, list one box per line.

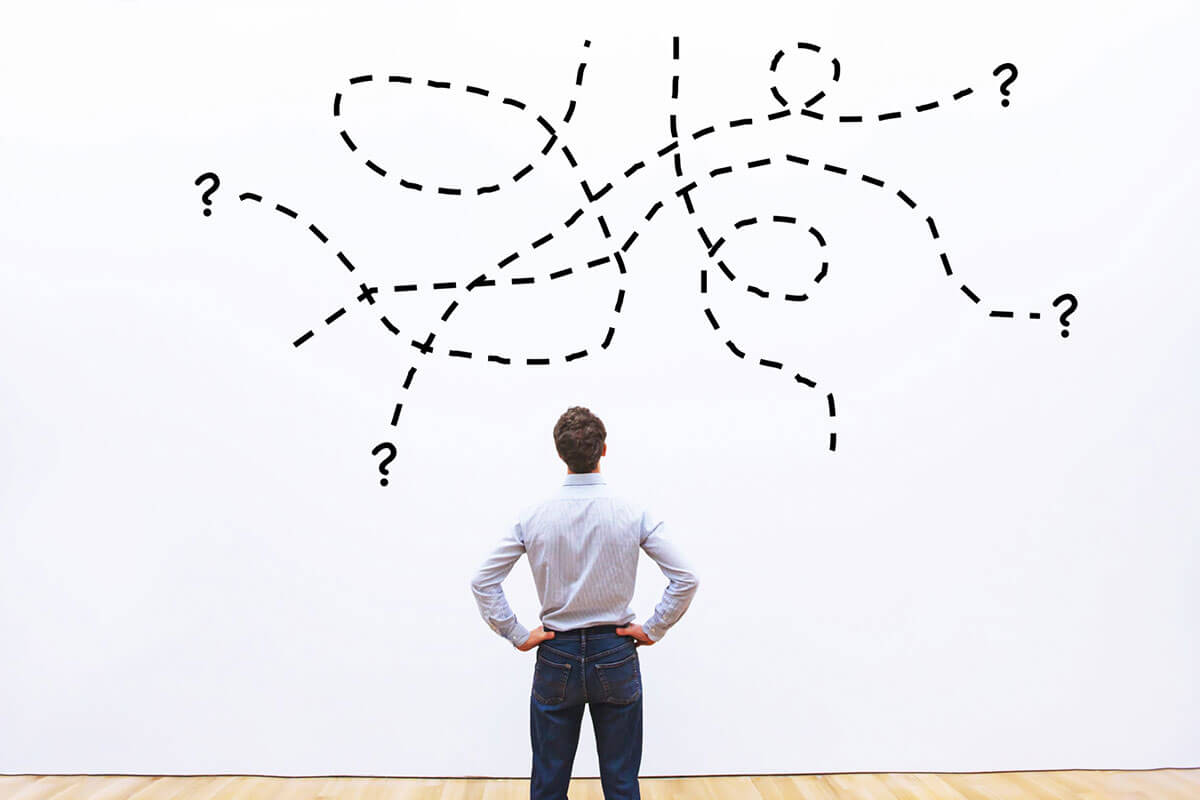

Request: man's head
left=553, top=406, right=607, bottom=473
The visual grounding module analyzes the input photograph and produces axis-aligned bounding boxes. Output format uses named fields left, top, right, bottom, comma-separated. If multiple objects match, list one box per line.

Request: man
left=470, top=406, right=700, bottom=800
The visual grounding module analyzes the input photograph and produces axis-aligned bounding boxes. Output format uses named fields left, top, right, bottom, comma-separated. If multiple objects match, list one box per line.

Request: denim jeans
left=530, top=623, right=643, bottom=800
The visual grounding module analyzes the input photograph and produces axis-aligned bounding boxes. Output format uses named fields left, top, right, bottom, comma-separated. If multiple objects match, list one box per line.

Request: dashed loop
left=699, top=215, right=830, bottom=302
left=333, top=43, right=590, bottom=198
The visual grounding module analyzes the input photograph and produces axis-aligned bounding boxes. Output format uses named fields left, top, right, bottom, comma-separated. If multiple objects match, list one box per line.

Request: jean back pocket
left=532, top=652, right=571, bottom=705
left=594, top=650, right=642, bottom=705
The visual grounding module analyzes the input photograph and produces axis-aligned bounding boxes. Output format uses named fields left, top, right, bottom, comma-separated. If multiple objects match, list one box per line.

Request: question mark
left=992, top=63, right=1018, bottom=107
left=372, top=442, right=397, bottom=486
left=1052, top=293, right=1078, bottom=338
left=194, top=172, right=220, bottom=217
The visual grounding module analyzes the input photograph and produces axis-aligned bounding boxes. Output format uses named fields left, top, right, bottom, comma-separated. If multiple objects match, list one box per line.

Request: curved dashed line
left=768, top=41, right=839, bottom=109
left=333, top=45, right=590, bottom=197
left=698, top=215, right=831, bottom=301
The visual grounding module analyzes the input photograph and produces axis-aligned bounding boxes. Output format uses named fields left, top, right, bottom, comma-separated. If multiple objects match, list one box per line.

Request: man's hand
left=517, top=625, right=556, bottom=652
left=616, top=623, right=656, bottom=645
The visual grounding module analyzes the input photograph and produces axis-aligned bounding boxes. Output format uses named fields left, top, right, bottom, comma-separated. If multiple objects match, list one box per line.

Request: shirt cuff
left=506, top=622, right=531, bottom=647
left=642, top=621, right=662, bottom=642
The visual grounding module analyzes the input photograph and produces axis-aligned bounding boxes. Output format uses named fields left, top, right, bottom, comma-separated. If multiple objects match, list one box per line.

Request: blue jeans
left=530, top=623, right=643, bottom=800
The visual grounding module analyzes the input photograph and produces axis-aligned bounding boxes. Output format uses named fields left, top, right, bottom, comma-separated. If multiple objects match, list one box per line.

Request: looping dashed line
left=768, top=41, right=840, bottom=108
left=333, top=42, right=590, bottom=197
left=699, top=216, right=830, bottom=301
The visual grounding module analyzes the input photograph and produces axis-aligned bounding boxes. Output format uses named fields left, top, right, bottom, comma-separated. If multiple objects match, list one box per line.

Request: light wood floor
left=1, top=771, right=1198, bottom=800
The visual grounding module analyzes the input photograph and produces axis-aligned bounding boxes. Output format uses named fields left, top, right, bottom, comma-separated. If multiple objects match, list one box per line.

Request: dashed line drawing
left=198, top=35, right=1075, bottom=484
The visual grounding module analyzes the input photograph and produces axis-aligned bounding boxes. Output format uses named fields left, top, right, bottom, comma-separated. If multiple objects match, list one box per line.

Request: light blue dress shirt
left=470, top=473, right=700, bottom=648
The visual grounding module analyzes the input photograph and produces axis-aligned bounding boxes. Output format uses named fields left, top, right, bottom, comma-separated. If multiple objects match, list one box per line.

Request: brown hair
left=553, top=406, right=607, bottom=473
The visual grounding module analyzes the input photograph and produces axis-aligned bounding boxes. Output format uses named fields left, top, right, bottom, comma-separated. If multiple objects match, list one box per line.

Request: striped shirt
left=470, top=472, right=700, bottom=648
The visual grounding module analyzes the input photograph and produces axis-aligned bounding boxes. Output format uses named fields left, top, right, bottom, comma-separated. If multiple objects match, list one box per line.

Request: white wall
left=2, top=0, right=1197, bottom=777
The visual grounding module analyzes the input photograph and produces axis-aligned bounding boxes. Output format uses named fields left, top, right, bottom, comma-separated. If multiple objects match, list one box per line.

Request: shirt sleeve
left=639, top=508, right=700, bottom=642
left=470, top=520, right=532, bottom=648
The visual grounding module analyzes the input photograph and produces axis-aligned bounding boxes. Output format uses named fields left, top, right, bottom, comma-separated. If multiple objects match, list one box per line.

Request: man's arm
left=639, top=508, right=699, bottom=642
left=469, top=521, right=532, bottom=648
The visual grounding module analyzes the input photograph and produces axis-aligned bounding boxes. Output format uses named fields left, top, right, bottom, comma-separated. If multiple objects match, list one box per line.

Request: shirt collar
left=562, top=472, right=606, bottom=486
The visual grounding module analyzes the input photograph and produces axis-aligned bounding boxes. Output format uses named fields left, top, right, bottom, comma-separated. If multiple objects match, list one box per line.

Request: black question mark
left=372, top=442, right=397, bottom=486
left=992, top=63, right=1018, bottom=107
left=1052, top=293, right=1078, bottom=338
left=194, top=172, right=220, bottom=217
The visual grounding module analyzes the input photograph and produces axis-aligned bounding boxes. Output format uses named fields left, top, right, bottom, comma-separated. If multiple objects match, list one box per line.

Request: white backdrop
left=2, top=0, right=1198, bottom=777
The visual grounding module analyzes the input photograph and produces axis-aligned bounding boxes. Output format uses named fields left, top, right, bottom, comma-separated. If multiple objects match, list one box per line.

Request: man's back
left=520, top=473, right=699, bottom=642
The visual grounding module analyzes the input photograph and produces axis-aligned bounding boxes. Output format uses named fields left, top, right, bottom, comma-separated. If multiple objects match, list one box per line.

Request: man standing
left=470, top=406, right=700, bottom=800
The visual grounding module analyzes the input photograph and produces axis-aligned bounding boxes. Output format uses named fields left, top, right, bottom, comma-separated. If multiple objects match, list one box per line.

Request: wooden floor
left=1, top=771, right=1198, bottom=800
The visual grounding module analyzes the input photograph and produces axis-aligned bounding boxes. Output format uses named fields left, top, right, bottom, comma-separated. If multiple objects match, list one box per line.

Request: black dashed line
left=926, top=217, right=940, bottom=239
left=729, top=118, right=753, bottom=128
left=960, top=285, right=981, bottom=302
left=512, top=276, right=535, bottom=285
left=827, top=393, right=836, bottom=416
left=563, top=99, right=577, bottom=123
left=565, top=208, right=584, bottom=227
left=785, top=293, right=809, bottom=302
left=239, top=192, right=262, bottom=202
left=587, top=256, right=611, bottom=268
left=704, top=308, right=719, bottom=329
left=333, top=93, right=342, bottom=116
left=916, top=101, right=939, bottom=112
left=768, top=108, right=792, bottom=121
left=433, top=281, right=456, bottom=290
left=391, top=403, right=403, bottom=425
left=449, top=349, right=472, bottom=358
left=550, top=267, right=573, bottom=279
left=537, top=115, right=555, bottom=134
left=598, top=216, right=611, bottom=238
left=718, top=260, right=735, bottom=281
left=349, top=75, right=373, bottom=84
left=428, top=80, right=450, bottom=90
left=613, top=250, right=626, bottom=274
left=513, top=164, right=533, bottom=182
left=400, top=178, right=423, bottom=190
left=601, top=327, right=615, bottom=348
left=498, top=252, right=519, bottom=268
left=897, top=190, right=916, bottom=208
left=566, top=350, right=588, bottom=362
left=840, top=115, right=863, bottom=123
left=953, top=88, right=974, bottom=100
left=336, top=252, right=355, bottom=271
left=381, top=317, right=400, bottom=335
left=293, top=331, right=314, bottom=347
left=823, top=163, right=847, bottom=175
left=795, top=374, right=816, bottom=387
left=561, top=146, right=578, bottom=167
left=308, top=224, right=328, bottom=242
left=940, top=253, right=953, bottom=276
left=773, top=215, right=796, bottom=224
left=531, top=232, right=554, bottom=248
left=614, top=289, right=626, bottom=312
left=862, top=174, right=884, bottom=187
left=808, top=227, right=826, bottom=246
left=747, top=286, right=769, bottom=298
left=621, top=231, right=639, bottom=252
left=395, top=283, right=417, bottom=292
left=275, top=203, right=298, bottom=218
left=801, top=109, right=824, bottom=120
left=488, top=355, right=511, bottom=364
left=748, top=158, right=771, bottom=168
left=710, top=166, right=733, bottom=177
left=527, top=357, right=550, bottom=365
left=501, top=96, right=525, bottom=109
left=624, top=161, right=646, bottom=177
left=692, top=125, right=715, bottom=139
left=465, top=85, right=489, bottom=96
left=325, top=308, right=346, bottom=324
left=786, top=154, right=810, bottom=165
left=760, top=358, right=783, bottom=369
left=657, top=141, right=679, bottom=156
left=437, top=186, right=462, bottom=196
left=477, top=185, right=500, bottom=195
left=735, top=217, right=758, bottom=228
left=645, top=201, right=664, bottom=220
left=990, top=310, right=1014, bottom=318
left=879, top=111, right=902, bottom=121
left=389, top=75, right=412, bottom=84
left=441, top=302, right=459, bottom=321
left=726, top=341, right=745, bottom=358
